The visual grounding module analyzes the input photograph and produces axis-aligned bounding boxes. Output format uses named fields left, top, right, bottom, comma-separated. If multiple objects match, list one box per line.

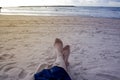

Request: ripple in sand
left=0, top=53, right=14, bottom=61
left=96, top=73, right=120, bottom=80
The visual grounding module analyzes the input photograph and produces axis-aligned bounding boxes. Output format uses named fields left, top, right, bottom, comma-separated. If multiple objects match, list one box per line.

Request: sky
left=0, top=0, right=120, bottom=7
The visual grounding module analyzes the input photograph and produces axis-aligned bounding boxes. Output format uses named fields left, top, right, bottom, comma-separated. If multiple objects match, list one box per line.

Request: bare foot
left=54, top=38, right=63, bottom=53
left=63, top=45, right=70, bottom=66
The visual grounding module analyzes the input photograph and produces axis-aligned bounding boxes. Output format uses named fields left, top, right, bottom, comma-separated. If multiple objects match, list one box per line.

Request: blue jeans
left=34, top=66, right=71, bottom=80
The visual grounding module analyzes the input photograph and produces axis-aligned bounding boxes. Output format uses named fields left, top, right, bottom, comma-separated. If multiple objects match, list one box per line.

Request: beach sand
left=0, top=15, right=120, bottom=80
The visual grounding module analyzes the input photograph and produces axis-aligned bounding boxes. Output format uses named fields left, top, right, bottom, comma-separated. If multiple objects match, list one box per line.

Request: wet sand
left=0, top=15, right=120, bottom=80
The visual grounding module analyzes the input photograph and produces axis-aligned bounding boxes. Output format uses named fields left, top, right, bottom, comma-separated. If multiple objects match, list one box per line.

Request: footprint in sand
left=3, top=66, right=27, bottom=79
left=0, top=72, right=8, bottom=80
left=0, top=53, right=14, bottom=61
left=116, top=51, right=120, bottom=54
left=4, top=66, right=15, bottom=72
left=35, top=63, right=50, bottom=73
left=0, top=46, right=4, bottom=49
left=0, top=62, right=16, bottom=73
left=18, top=68, right=27, bottom=79
left=80, top=49, right=87, bottom=54
left=96, top=73, right=120, bottom=80
left=96, top=30, right=102, bottom=34
left=5, top=47, right=15, bottom=51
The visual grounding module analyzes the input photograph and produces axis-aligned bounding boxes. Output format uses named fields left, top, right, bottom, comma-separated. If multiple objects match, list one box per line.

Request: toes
left=63, top=45, right=70, bottom=51
left=54, top=38, right=63, bottom=46
left=63, top=45, right=70, bottom=57
left=54, top=38, right=63, bottom=53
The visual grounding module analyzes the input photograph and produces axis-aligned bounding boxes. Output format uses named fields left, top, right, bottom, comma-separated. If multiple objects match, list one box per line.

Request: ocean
left=0, top=6, right=120, bottom=18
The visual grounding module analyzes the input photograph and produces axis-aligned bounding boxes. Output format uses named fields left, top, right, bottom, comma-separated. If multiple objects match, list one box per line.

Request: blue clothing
left=34, top=66, right=71, bottom=80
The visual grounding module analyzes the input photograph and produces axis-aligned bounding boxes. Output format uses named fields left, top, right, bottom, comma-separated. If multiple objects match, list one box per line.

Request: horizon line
left=1, top=5, right=120, bottom=7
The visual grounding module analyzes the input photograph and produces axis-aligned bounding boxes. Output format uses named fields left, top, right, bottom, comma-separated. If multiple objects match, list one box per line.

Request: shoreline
left=0, top=15, right=120, bottom=20
left=0, top=14, right=120, bottom=19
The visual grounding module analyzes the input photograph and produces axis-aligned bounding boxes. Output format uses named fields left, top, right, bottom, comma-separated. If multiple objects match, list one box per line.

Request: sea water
left=1, top=6, right=120, bottom=18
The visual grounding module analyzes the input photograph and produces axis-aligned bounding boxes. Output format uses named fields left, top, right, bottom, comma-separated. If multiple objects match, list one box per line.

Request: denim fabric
left=34, top=66, right=71, bottom=80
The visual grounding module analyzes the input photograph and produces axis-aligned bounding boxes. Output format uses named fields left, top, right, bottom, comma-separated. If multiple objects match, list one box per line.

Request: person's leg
left=35, top=38, right=70, bottom=73
left=34, top=39, right=72, bottom=80
left=35, top=38, right=64, bottom=73
left=52, top=38, right=67, bottom=71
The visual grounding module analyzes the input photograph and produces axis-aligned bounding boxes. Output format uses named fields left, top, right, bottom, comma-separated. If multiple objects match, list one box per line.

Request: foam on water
left=0, top=6, right=120, bottom=18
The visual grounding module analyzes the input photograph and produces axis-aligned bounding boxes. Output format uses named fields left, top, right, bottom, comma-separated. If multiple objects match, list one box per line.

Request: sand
left=0, top=15, right=120, bottom=80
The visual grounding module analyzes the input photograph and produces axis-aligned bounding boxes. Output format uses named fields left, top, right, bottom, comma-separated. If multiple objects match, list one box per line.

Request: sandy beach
left=0, top=15, right=120, bottom=80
